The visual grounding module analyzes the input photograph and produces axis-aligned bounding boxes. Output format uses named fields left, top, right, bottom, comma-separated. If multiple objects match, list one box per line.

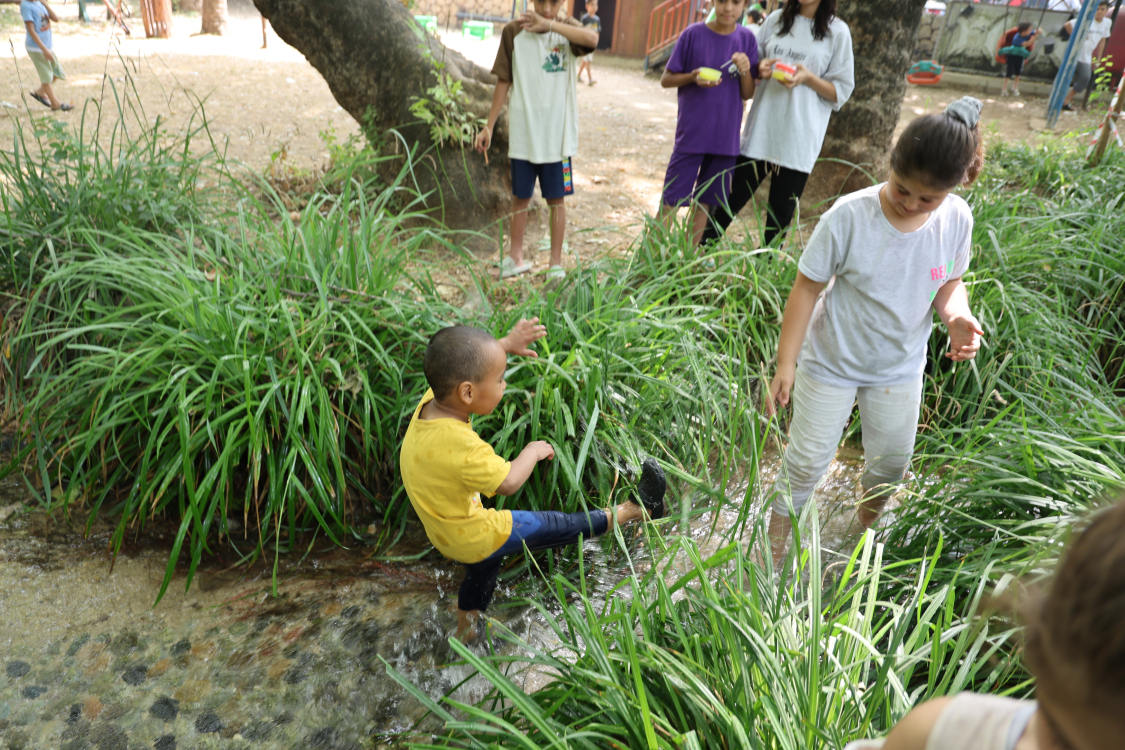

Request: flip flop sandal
left=500, top=256, right=533, bottom=279
left=52, top=103, right=74, bottom=112
left=29, top=92, right=50, bottom=107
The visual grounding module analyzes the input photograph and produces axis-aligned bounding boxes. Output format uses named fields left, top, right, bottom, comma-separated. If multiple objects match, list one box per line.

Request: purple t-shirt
left=666, top=23, right=759, bottom=156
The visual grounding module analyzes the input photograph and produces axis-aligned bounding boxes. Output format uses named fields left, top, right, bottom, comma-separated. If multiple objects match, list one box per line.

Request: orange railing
left=646, top=0, right=708, bottom=63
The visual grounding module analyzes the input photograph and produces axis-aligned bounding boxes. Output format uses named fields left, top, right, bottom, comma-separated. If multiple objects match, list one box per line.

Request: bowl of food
left=772, top=62, right=797, bottom=82
left=697, top=67, right=721, bottom=82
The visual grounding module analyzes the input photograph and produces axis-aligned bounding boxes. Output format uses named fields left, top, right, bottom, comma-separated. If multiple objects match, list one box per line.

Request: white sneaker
left=500, top=256, right=532, bottom=279
left=546, top=265, right=565, bottom=280
left=1012, top=89, right=1020, bottom=97
left=1000, top=89, right=1009, bottom=97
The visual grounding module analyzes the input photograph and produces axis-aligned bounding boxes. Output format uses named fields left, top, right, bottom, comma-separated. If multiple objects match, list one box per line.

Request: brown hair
left=1023, top=497, right=1125, bottom=710
left=1017, top=21, right=1033, bottom=34
left=890, top=113, right=984, bottom=190
left=778, top=0, right=837, bottom=42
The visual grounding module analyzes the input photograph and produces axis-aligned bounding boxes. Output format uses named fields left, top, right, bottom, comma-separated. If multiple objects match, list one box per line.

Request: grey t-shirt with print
left=797, top=184, right=973, bottom=388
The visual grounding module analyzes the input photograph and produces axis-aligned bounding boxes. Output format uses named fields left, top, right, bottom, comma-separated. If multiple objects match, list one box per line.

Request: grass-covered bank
left=3, top=98, right=1125, bottom=748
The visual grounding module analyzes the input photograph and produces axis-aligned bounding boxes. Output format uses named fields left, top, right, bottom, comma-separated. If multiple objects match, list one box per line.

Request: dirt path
left=2, top=6, right=1111, bottom=266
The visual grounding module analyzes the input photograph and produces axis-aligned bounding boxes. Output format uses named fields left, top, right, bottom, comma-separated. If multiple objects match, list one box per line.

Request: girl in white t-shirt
left=763, top=98, right=986, bottom=566
left=845, top=496, right=1125, bottom=750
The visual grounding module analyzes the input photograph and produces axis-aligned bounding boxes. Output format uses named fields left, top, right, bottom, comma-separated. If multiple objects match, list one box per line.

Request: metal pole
left=1046, top=0, right=1098, bottom=129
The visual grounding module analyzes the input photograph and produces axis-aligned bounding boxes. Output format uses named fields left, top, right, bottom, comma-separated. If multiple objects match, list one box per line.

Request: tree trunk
left=253, top=0, right=511, bottom=237
left=808, top=0, right=928, bottom=201
left=201, top=0, right=228, bottom=35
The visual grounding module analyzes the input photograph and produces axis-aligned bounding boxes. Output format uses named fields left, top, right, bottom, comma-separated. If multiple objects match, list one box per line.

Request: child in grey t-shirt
left=762, top=97, right=987, bottom=566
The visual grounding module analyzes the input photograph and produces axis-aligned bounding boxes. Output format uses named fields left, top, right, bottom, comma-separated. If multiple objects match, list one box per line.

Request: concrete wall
left=925, top=2, right=1077, bottom=82
left=412, top=0, right=516, bottom=29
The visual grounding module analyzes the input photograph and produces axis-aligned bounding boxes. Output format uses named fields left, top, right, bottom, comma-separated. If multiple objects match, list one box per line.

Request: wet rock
left=341, top=605, right=362, bottom=619
left=194, top=710, right=223, bottom=734
left=20, top=686, right=47, bottom=700
left=89, top=723, right=128, bottom=750
left=5, top=661, right=30, bottom=679
left=101, top=702, right=128, bottom=721
left=109, top=631, right=142, bottom=658
left=83, top=696, right=104, bottom=720
left=283, top=667, right=306, bottom=685
left=172, top=679, right=210, bottom=704
left=242, top=720, right=273, bottom=741
left=5, top=728, right=30, bottom=750
left=66, top=703, right=82, bottom=724
left=154, top=736, right=176, bottom=750
left=149, top=697, right=179, bottom=721
left=121, top=665, right=148, bottom=686
left=273, top=711, right=293, bottom=725
left=147, top=659, right=172, bottom=678
left=61, top=735, right=92, bottom=750
left=169, top=640, right=191, bottom=657
left=66, top=635, right=91, bottom=658
left=308, top=727, right=360, bottom=750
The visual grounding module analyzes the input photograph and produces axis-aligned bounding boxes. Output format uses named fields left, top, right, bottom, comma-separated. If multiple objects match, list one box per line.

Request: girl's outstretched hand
left=945, top=315, right=984, bottom=361
left=501, top=317, right=548, bottom=357
left=757, top=57, right=778, bottom=80
left=765, top=365, right=796, bottom=417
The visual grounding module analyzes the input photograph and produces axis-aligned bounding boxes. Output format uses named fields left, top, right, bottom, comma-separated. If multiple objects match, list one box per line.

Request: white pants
left=771, top=367, right=923, bottom=517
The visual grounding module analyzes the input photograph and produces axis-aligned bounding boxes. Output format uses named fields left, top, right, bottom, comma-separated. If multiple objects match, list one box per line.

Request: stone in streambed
left=5, top=661, right=30, bottom=679
left=149, top=697, right=179, bottom=721
left=121, top=665, right=148, bottom=686
left=195, top=710, right=223, bottom=734
left=154, top=736, right=177, bottom=750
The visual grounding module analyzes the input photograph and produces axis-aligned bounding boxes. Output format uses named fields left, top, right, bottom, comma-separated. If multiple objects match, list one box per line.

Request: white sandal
left=500, top=256, right=533, bottom=279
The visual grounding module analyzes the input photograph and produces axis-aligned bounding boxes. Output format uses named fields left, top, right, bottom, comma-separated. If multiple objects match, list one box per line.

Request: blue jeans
left=458, top=509, right=609, bottom=612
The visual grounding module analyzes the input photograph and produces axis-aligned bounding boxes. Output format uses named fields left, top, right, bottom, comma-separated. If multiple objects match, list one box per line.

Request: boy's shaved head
left=424, top=325, right=501, bottom=399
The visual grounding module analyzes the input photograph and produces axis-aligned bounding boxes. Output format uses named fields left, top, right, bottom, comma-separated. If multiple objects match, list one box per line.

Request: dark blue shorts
left=458, top=509, right=609, bottom=612
left=511, top=157, right=575, bottom=200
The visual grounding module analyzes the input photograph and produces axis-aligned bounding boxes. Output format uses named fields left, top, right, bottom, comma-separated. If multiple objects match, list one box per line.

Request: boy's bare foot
left=454, top=608, right=481, bottom=643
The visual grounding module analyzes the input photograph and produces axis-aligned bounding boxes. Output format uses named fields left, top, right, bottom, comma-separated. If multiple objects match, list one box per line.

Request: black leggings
left=700, top=157, right=811, bottom=247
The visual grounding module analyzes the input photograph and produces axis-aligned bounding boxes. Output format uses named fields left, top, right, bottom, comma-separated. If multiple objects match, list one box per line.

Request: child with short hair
left=399, top=318, right=666, bottom=641
left=475, top=0, right=598, bottom=281
left=763, top=98, right=986, bottom=566
left=659, top=0, right=759, bottom=247
left=845, top=495, right=1125, bottom=750
left=999, top=21, right=1040, bottom=97
left=578, top=0, right=600, bottom=85
left=1062, top=1, right=1113, bottom=112
left=20, top=0, right=73, bottom=112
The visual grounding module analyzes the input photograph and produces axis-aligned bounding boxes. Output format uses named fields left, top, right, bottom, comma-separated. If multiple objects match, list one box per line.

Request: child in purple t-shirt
left=659, top=0, right=758, bottom=247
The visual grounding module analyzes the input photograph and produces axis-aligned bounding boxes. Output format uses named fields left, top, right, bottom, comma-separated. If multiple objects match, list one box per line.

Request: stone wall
left=918, top=2, right=1077, bottom=82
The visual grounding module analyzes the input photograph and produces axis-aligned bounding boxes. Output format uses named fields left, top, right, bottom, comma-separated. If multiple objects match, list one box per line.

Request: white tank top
left=843, top=692, right=1038, bottom=750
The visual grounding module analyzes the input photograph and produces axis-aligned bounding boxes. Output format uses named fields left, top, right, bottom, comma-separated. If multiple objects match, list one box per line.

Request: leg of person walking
left=761, top=165, right=810, bottom=247
left=853, top=377, right=923, bottom=528
left=700, top=156, right=765, bottom=245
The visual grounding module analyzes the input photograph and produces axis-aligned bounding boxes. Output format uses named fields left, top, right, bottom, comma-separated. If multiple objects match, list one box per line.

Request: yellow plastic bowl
left=697, top=67, right=721, bottom=82
left=772, top=63, right=796, bottom=82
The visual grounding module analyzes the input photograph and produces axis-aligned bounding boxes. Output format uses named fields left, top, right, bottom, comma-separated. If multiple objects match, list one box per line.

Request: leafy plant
left=409, top=63, right=486, bottom=148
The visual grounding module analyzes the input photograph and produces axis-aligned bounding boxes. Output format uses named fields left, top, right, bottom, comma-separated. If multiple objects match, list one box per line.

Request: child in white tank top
left=845, top=497, right=1125, bottom=750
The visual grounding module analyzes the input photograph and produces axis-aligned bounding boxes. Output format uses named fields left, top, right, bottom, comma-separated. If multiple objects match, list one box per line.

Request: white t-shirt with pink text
left=796, top=183, right=973, bottom=388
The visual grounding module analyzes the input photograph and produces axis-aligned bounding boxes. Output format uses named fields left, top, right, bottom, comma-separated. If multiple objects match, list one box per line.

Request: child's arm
left=783, top=64, right=840, bottom=103
left=24, top=22, right=53, bottom=59
left=498, top=317, right=547, bottom=358
left=878, top=698, right=952, bottom=750
left=932, top=278, right=983, bottom=362
left=520, top=11, right=598, bottom=49
left=495, top=441, right=555, bottom=495
left=732, top=52, right=756, bottom=100
left=766, top=272, right=826, bottom=415
left=475, top=81, right=511, bottom=154
left=661, top=69, right=719, bottom=89
left=43, top=2, right=60, bottom=23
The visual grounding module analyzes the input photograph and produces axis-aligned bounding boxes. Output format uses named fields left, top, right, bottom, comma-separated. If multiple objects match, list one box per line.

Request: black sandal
left=29, top=92, right=50, bottom=108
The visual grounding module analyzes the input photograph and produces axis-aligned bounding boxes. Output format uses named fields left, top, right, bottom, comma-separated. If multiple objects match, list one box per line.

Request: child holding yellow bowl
left=658, top=0, right=759, bottom=247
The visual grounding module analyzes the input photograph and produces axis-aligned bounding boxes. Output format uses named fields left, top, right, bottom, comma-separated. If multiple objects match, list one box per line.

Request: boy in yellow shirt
left=400, top=318, right=665, bottom=640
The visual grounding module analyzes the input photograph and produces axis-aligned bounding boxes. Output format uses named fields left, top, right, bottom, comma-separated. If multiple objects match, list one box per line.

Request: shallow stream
left=0, top=447, right=879, bottom=750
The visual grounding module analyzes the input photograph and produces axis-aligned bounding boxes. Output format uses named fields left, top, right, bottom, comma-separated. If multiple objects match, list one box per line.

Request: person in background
left=999, top=21, right=1040, bottom=97
left=21, top=0, right=73, bottom=112
left=578, top=0, right=601, bottom=85
left=700, top=0, right=854, bottom=249
left=1061, top=1, right=1113, bottom=112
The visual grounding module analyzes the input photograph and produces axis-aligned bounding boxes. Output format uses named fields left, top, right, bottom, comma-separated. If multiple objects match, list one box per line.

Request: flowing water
left=0, top=446, right=883, bottom=750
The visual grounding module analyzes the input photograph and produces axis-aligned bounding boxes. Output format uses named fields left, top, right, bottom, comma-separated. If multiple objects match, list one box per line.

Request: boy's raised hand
left=500, top=317, right=547, bottom=358
left=945, top=315, right=984, bottom=362
left=519, top=9, right=551, bottom=33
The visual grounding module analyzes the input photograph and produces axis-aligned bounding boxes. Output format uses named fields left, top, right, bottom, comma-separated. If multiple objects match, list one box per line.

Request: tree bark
left=807, top=0, right=928, bottom=201
left=201, top=0, right=229, bottom=35
left=253, top=0, right=511, bottom=237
